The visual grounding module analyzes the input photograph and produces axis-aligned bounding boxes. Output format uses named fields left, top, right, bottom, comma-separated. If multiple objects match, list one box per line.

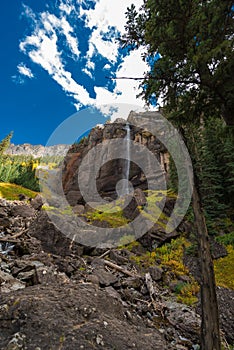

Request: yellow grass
left=214, top=245, right=234, bottom=290
left=0, top=182, right=38, bottom=200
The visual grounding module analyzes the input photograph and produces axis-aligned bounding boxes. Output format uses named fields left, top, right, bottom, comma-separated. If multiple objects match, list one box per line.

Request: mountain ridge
left=6, top=143, right=70, bottom=158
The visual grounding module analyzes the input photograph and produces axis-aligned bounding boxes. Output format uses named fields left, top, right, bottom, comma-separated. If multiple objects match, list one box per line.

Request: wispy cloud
left=17, top=63, right=34, bottom=78
left=18, top=0, right=151, bottom=114
left=12, top=63, right=34, bottom=85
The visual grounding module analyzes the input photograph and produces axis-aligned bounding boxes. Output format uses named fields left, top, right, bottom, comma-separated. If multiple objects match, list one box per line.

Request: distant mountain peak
left=6, top=143, right=70, bottom=158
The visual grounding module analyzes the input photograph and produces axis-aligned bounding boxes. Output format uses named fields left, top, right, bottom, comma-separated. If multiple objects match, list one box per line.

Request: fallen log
left=104, top=259, right=141, bottom=278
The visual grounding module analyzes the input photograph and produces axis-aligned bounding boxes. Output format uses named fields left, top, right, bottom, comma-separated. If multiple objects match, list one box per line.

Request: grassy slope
left=0, top=182, right=38, bottom=200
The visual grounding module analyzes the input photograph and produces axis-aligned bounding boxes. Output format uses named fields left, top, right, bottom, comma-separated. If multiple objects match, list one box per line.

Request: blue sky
left=0, top=0, right=151, bottom=145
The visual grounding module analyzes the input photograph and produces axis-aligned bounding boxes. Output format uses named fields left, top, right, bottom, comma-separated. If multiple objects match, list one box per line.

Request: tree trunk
left=192, top=178, right=221, bottom=350
left=179, top=124, right=221, bottom=349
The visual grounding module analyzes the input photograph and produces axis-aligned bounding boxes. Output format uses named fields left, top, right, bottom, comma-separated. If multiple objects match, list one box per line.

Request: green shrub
left=215, top=232, right=234, bottom=247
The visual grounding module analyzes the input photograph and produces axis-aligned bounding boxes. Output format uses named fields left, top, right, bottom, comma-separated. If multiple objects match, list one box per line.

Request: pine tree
left=122, top=1, right=234, bottom=348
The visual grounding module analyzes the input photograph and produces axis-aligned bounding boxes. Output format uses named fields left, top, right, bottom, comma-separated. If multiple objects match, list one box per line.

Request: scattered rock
left=121, top=276, right=142, bottom=290
left=93, top=268, right=118, bottom=287
left=30, top=194, right=45, bottom=210
left=165, top=301, right=201, bottom=343
left=72, top=204, right=85, bottom=215
left=109, top=249, right=129, bottom=265
left=18, top=194, right=27, bottom=201
left=149, top=266, right=163, bottom=281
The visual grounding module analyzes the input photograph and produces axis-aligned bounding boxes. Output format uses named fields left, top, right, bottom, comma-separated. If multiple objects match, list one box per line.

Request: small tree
left=0, top=132, right=13, bottom=155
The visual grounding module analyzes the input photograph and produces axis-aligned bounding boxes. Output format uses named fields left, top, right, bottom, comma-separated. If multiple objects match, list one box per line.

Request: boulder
left=93, top=268, right=119, bottom=287
left=149, top=266, right=163, bottom=281
left=27, top=212, right=84, bottom=257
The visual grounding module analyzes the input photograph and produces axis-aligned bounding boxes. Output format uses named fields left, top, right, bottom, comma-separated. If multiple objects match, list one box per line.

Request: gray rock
left=122, top=195, right=140, bottom=220
left=72, top=204, right=85, bottom=215
left=0, top=207, right=7, bottom=217
left=93, top=268, right=118, bottom=287
left=86, top=274, right=100, bottom=285
left=11, top=205, right=35, bottom=218
left=0, top=270, right=26, bottom=293
left=149, top=266, right=163, bottom=281
left=121, top=276, right=142, bottom=289
left=165, top=301, right=200, bottom=341
left=30, top=194, right=45, bottom=210
left=105, top=286, right=123, bottom=302
left=109, top=250, right=129, bottom=265
left=84, top=202, right=102, bottom=214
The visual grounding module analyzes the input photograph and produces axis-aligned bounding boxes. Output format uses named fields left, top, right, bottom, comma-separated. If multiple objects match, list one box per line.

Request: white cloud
left=17, top=63, right=34, bottom=78
left=20, top=29, right=91, bottom=107
left=78, top=0, right=150, bottom=110
left=21, top=4, right=36, bottom=22
left=19, top=0, right=156, bottom=117
left=40, top=12, right=80, bottom=58
left=82, top=0, right=144, bottom=64
left=59, top=0, right=74, bottom=15
left=81, top=0, right=143, bottom=33
left=86, top=28, right=118, bottom=62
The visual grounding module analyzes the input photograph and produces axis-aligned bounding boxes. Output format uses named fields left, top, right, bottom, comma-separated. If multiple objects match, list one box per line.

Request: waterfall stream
left=122, top=123, right=130, bottom=195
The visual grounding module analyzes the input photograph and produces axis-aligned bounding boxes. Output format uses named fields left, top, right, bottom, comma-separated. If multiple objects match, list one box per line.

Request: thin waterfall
left=122, top=123, right=130, bottom=195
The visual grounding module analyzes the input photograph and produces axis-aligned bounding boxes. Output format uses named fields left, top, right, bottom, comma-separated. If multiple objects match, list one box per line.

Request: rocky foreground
left=0, top=198, right=233, bottom=350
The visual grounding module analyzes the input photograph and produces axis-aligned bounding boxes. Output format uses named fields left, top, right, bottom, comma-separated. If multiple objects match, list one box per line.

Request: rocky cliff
left=62, top=111, right=170, bottom=206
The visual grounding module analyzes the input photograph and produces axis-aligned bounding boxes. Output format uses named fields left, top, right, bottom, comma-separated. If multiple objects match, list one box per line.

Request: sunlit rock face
left=62, top=111, right=169, bottom=206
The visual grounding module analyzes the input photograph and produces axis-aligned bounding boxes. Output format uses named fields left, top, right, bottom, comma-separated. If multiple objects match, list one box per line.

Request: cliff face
left=6, top=143, right=69, bottom=158
left=62, top=112, right=169, bottom=206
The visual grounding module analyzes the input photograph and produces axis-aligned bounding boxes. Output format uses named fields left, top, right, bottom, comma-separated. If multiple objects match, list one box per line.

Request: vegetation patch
left=0, top=182, right=38, bottom=200
left=214, top=245, right=234, bottom=290
left=85, top=207, right=129, bottom=228
left=130, top=237, right=199, bottom=305
left=175, top=282, right=200, bottom=306
left=215, top=232, right=234, bottom=247
left=139, top=189, right=176, bottom=231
